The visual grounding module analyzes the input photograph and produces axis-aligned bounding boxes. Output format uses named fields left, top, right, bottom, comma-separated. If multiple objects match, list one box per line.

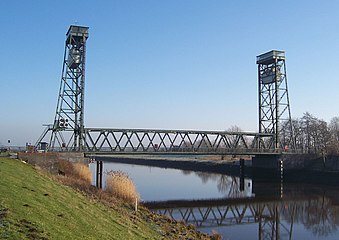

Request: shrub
left=211, top=230, right=222, bottom=240
left=73, top=163, right=92, bottom=184
left=57, top=159, right=74, bottom=176
left=105, top=171, right=140, bottom=204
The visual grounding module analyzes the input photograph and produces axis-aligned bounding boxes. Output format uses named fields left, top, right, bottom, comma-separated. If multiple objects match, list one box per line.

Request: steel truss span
left=83, top=128, right=276, bottom=155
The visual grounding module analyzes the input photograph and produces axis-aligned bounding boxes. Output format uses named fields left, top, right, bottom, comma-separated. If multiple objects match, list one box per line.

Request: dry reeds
left=73, top=163, right=92, bottom=184
left=211, top=230, right=222, bottom=240
left=105, top=171, right=140, bottom=204
left=57, top=159, right=74, bottom=176
left=57, top=160, right=91, bottom=182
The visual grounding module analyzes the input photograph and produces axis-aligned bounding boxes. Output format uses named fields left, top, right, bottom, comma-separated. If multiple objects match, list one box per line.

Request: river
left=90, top=161, right=339, bottom=240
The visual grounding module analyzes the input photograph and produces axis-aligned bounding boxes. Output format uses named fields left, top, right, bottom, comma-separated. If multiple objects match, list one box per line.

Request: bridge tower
left=257, top=50, right=294, bottom=150
left=49, top=25, right=89, bottom=151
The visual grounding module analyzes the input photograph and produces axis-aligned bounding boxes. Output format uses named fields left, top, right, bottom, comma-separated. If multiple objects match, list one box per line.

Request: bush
left=57, top=159, right=74, bottom=176
left=211, top=230, right=222, bottom=240
left=73, top=163, right=92, bottom=184
left=105, top=171, right=140, bottom=204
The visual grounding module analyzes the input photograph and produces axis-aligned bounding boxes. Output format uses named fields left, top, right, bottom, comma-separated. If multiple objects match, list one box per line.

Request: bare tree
left=225, top=125, right=249, bottom=149
left=328, top=117, right=339, bottom=154
left=281, top=113, right=334, bottom=154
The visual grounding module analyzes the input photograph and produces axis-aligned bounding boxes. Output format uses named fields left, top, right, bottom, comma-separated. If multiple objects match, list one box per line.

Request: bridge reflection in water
left=146, top=179, right=339, bottom=240
left=92, top=161, right=339, bottom=239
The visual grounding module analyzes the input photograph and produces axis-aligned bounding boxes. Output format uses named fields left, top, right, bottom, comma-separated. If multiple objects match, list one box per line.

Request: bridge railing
left=82, top=128, right=277, bottom=154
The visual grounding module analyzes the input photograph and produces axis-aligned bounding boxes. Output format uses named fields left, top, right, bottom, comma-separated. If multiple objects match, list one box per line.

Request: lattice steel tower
left=49, top=25, right=89, bottom=151
left=257, top=50, right=294, bottom=149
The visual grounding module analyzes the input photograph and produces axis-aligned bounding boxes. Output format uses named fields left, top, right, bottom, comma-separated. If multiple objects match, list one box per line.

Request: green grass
left=0, top=157, right=160, bottom=240
left=0, top=152, right=10, bottom=157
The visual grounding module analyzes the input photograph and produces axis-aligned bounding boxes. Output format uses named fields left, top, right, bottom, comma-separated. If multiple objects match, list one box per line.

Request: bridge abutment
left=252, top=155, right=283, bottom=181
left=252, top=155, right=281, bottom=169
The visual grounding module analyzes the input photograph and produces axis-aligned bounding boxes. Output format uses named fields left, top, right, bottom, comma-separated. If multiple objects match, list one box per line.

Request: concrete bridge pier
left=252, top=155, right=281, bottom=169
left=252, top=155, right=283, bottom=181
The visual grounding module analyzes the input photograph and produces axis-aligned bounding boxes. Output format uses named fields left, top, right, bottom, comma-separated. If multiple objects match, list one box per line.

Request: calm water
left=90, top=161, right=339, bottom=240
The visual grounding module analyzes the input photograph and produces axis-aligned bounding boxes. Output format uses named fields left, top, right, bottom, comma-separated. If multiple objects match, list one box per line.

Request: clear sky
left=1, top=1, right=339, bottom=146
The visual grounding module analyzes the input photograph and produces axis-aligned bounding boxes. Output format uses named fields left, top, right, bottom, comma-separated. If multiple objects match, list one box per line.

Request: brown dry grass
left=55, top=160, right=91, bottom=184
left=73, top=163, right=92, bottom=184
left=34, top=159, right=120, bottom=207
left=105, top=171, right=140, bottom=204
left=57, top=159, right=74, bottom=175
left=211, top=230, right=222, bottom=240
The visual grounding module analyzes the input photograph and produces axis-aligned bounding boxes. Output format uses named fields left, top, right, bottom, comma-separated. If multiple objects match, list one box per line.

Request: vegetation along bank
left=0, top=157, right=220, bottom=239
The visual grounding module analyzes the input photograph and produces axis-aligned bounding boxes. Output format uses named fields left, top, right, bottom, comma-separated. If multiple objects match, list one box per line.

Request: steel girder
left=83, top=128, right=276, bottom=154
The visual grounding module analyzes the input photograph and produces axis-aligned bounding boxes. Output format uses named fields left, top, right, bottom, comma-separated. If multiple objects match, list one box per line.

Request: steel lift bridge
left=36, top=25, right=295, bottom=156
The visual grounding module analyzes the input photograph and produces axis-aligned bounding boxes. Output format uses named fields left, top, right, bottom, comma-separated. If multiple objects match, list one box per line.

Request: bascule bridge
left=36, top=25, right=295, bottom=160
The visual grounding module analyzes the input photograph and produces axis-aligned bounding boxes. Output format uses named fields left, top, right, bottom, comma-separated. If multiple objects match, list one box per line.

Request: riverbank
left=0, top=157, right=216, bottom=239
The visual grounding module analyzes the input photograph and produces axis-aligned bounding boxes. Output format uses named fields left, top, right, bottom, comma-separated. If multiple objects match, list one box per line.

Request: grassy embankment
left=0, top=157, right=159, bottom=239
left=0, top=157, right=214, bottom=240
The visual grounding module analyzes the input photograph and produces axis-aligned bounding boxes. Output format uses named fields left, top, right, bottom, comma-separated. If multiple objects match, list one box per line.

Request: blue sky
left=1, top=1, right=339, bottom=146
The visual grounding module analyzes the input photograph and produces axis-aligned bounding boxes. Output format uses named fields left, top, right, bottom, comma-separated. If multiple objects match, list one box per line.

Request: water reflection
left=92, top=161, right=339, bottom=239
left=90, top=162, right=253, bottom=201
left=178, top=170, right=253, bottom=199
left=148, top=186, right=339, bottom=240
left=289, top=195, right=338, bottom=237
